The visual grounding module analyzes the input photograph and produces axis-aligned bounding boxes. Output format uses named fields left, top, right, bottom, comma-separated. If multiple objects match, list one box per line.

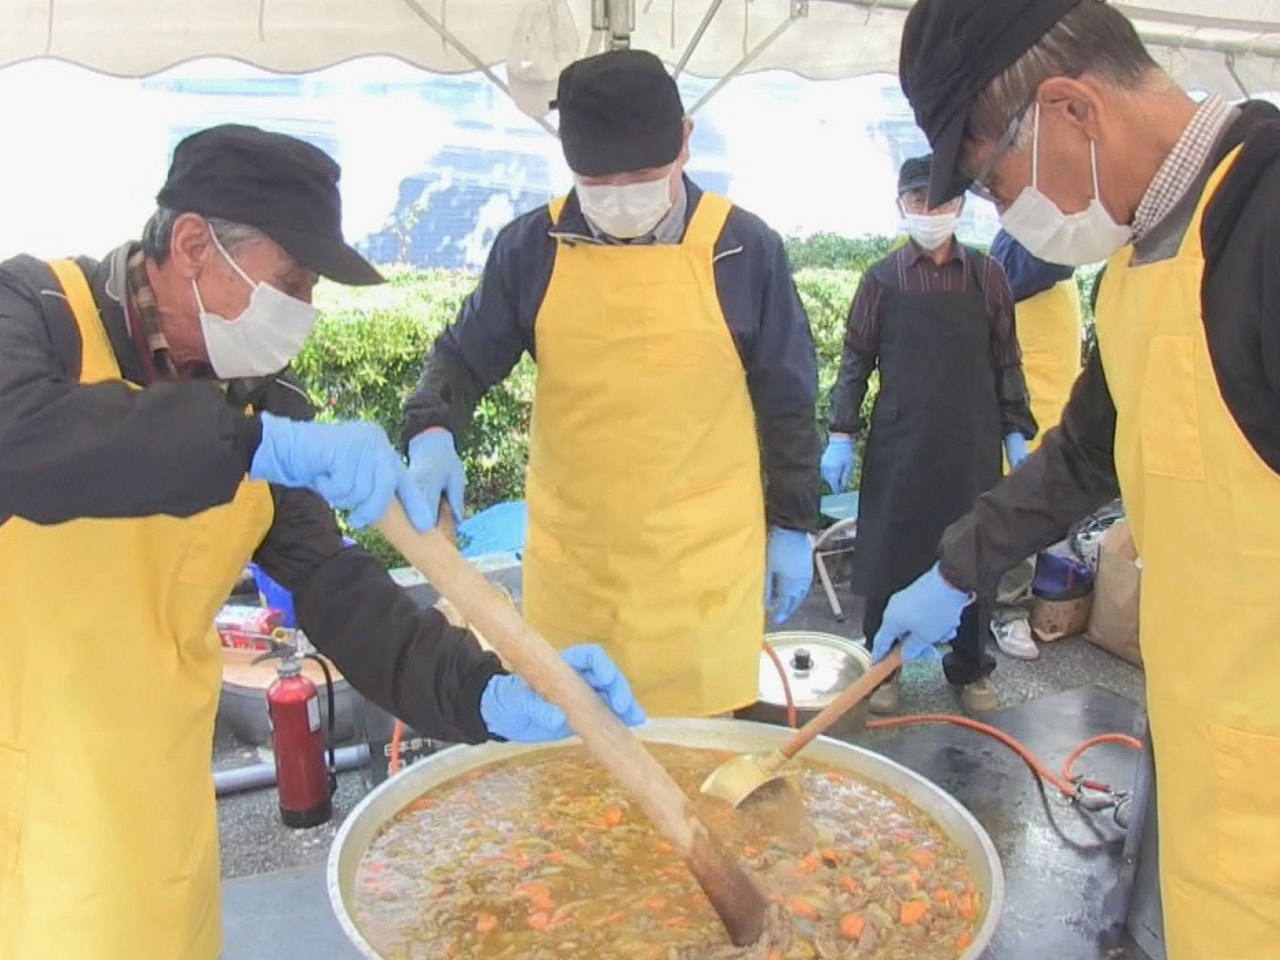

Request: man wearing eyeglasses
left=876, top=0, right=1280, bottom=956
left=822, top=155, right=1035, bottom=716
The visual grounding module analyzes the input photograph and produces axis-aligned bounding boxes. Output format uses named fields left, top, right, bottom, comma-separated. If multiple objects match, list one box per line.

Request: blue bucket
left=247, top=537, right=356, bottom=629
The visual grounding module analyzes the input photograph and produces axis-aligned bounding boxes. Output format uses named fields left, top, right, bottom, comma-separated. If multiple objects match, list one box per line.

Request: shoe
left=991, top=618, right=1039, bottom=660
left=868, top=677, right=901, bottom=716
left=959, top=677, right=999, bottom=714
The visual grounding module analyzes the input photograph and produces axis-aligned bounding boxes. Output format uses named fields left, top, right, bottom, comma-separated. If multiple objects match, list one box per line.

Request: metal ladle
left=700, top=649, right=904, bottom=808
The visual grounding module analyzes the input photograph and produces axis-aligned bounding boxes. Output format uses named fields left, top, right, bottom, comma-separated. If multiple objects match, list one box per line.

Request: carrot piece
left=365, top=861, right=385, bottom=874
left=547, top=851, right=566, bottom=865
left=841, top=876, right=862, bottom=896
left=957, top=893, right=976, bottom=919
left=900, top=901, right=929, bottom=926
left=911, top=849, right=936, bottom=869
left=407, top=797, right=434, bottom=813
left=539, top=818, right=559, bottom=831
left=594, top=910, right=627, bottom=927
left=767, top=894, right=785, bottom=905
left=800, top=852, right=821, bottom=873
left=789, top=897, right=819, bottom=919
left=548, top=904, right=578, bottom=929
left=656, top=840, right=674, bottom=854
left=600, top=807, right=624, bottom=827
left=647, top=897, right=668, bottom=911
left=839, top=913, right=866, bottom=940
left=527, top=911, right=551, bottom=930
left=820, top=848, right=839, bottom=864
left=956, top=931, right=973, bottom=948
left=908, top=868, right=924, bottom=888
left=515, top=883, right=551, bottom=899
left=743, top=845, right=762, bottom=859
left=825, top=771, right=844, bottom=783
left=932, top=888, right=952, bottom=905
left=475, top=913, right=499, bottom=934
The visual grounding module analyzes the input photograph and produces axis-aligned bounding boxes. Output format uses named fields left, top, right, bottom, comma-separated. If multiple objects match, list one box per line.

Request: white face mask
left=575, top=172, right=673, bottom=239
left=901, top=212, right=958, bottom=252
left=193, top=230, right=318, bottom=379
left=1000, top=104, right=1131, bottom=267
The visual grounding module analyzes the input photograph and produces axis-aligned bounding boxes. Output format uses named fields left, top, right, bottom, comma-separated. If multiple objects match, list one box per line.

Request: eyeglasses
left=966, top=99, right=1034, bottom=204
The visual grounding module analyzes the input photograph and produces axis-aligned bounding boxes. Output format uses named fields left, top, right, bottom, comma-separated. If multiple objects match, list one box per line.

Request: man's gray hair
left=967, top=1, right=1161, bottom=150
left=141, top=208, right=264, bottom=264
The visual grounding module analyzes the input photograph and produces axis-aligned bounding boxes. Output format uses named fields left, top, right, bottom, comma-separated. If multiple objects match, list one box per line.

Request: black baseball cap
left=156, top=124, right=382, bottom=286
left=898, top=155, right=933, bottom=195
left=552, top=50, right=684, bottom=177
left=900, top=0, right=1086, bottom=206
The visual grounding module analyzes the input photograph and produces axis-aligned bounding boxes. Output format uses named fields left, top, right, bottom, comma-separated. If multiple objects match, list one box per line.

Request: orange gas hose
left=763, top=641, right=1142, bottom=801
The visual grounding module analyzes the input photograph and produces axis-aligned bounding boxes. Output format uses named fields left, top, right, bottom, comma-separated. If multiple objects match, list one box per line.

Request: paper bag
left=1085, top=521, right=1143, bottom=667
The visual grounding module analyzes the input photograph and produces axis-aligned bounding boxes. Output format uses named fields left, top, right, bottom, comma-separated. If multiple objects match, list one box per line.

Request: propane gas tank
left=266, top=659, right=332, bottom=828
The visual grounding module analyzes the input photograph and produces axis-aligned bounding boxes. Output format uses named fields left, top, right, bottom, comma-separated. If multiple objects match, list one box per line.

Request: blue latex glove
left=479, top=644, right=647, bottom=742
left=765, top=527, right=814, bottom=625
left=820, top=436, right=856, bottom=493
left=250, top=413, right=436, bottom=531
left=870, top=563, right=973, bottom=664
left=407, top=429, right=466, bottom=528
left=1004, top=431, right=1029, bottom=470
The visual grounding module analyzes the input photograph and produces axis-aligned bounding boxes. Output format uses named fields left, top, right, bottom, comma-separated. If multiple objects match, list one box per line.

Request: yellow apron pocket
left=1139, top=336, right=1205, bottom=482
left=1212, top=725, right=1280, bottom=891
left=0, top=744, right=28, bottom=875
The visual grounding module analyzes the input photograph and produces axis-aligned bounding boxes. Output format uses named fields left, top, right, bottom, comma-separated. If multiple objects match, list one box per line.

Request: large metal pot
left=328, top=718, right=1005, bottom=959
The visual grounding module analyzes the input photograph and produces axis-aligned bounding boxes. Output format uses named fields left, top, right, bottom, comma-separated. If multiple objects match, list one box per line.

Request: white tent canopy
left=6, top=0, right=1280, bottom=98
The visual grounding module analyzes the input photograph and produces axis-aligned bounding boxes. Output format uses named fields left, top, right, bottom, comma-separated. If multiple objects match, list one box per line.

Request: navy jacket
left=403, top=177, right=821, bottom=530
left=989, top=229, right=1075, bottom=303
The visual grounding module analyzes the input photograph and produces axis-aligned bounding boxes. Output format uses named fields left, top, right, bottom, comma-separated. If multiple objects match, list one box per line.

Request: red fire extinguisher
left=254, top=646, right=338, bottom=828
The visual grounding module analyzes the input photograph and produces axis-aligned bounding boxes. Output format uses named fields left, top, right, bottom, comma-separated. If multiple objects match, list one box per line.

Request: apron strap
left=1177, top=144, right=1243, bottom=262
left=46, top=259, right=121, bottom=385
left=548, top=195, right=568, bottom=227
left=682, top=192, right=732, bottom=252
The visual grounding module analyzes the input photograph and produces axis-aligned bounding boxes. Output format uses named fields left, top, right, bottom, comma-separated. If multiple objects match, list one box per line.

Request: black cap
left=898, top=155, right=933, bottom=195
left=552, top=50, right=684, bottom=177
left=900, top=0, right=1085, bottom=206
left=156, top=124, right=382, bottom=286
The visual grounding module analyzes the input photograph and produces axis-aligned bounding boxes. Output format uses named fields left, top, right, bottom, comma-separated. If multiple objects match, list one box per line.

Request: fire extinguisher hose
left=303, top=652, right=339, bottom=796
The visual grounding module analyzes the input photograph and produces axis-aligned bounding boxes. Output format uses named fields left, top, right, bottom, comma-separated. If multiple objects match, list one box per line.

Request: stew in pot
left=354, top=744, right=982, bottom=960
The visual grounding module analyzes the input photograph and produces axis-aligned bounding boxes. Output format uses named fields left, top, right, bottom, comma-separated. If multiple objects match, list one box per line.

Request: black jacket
left=939, top=102, right=1280, bottom=596
left=0, top=245, right=500, bottom=742
left=401, top=178, right=821, bottom=531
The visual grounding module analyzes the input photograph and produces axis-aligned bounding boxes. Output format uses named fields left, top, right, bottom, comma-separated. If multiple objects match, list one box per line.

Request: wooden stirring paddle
left=375, top=500, right=767, bottom=947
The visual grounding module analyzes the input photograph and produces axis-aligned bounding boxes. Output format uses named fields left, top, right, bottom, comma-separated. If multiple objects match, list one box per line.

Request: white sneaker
left=992, top=618, right=1039, bottom=660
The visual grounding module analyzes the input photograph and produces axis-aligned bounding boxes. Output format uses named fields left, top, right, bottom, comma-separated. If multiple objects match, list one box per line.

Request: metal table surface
left=221, top=686, right=1150, bottom=960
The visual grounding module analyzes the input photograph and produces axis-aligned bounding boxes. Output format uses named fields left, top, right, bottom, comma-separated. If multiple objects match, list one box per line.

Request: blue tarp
left=458, top=500, right=527, bottom=558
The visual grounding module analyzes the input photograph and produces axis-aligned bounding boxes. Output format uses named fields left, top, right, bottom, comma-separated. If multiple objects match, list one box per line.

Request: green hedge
left=296, top=242, right=1100, bottom=565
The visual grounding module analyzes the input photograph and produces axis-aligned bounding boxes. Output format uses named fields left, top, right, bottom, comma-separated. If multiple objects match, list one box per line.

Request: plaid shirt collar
left=1131, top=95, right=1237, bottom=242
left=124, top=245, right=179, bottom=381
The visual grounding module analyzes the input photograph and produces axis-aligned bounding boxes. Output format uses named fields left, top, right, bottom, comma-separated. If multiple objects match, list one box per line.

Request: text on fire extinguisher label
left=307, top=697, right=321, bottom=733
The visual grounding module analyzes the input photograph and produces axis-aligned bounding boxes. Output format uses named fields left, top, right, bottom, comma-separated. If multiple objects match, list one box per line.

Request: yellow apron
left=0, top=261, right=274, bottom=960
left=1095, top=148, right=1280, bottom=960
left=1017, top=278, right=1082, bottom=450
left=522, top=193, right=766, bottom=717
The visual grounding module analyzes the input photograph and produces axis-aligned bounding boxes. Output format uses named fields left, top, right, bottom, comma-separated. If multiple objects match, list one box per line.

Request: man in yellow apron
left=987, top=229, right=1084, bottom=661
left=405, top=50, right=821, bottom=719
left=876, top=1, right=1280, bottom=957
left=0, top=124, right=641, bottom=960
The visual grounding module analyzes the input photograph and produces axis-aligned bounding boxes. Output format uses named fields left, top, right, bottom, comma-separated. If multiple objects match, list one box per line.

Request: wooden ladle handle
left=778, top=648, right=904, bottom=762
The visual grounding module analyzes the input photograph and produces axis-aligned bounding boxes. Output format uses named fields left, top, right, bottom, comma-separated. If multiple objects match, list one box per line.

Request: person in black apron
left=824, top=155, right=1036, bottom=714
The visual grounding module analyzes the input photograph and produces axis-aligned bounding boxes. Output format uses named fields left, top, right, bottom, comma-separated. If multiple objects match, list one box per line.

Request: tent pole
left=674, top=0, right=728, bottom=80
left=398, top=0, right=559, bottom=137
left=1224, top=53, right=1251, bottom=98
left=686, top=1, right=808, bottom=118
